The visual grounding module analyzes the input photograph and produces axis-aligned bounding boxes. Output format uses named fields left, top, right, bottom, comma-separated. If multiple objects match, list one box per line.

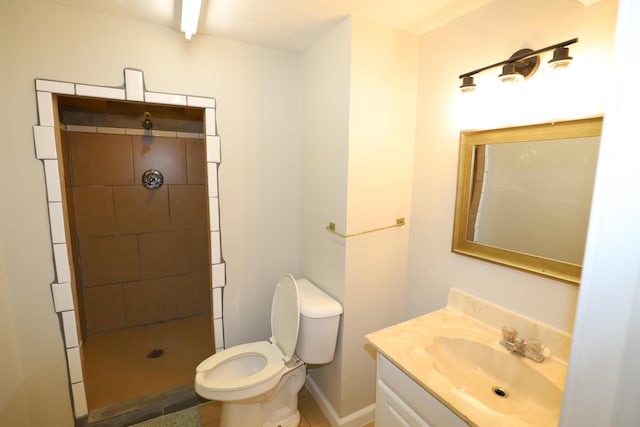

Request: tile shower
left=32, top=69, right=227, bottom=421
left=63, top=129, right=211, bottom=335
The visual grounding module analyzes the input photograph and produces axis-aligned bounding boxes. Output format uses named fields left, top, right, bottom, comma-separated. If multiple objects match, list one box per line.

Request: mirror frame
left=452, top=116, right=603, bottom=284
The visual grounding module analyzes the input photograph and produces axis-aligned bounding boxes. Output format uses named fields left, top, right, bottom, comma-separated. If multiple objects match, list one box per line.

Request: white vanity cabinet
left=375, top=354, right=469, bottom=427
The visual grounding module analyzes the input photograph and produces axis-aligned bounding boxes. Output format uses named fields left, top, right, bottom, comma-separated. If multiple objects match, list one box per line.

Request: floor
left=82, top=315, right=375, bottom=426
left=83, top=314, right=214, bottom=411
left=198, top=387, right=375, bottom=427
left=198, top=389, right=317, bottom=427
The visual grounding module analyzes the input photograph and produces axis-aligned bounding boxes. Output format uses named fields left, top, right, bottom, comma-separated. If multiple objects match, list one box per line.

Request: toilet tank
left=295, top=278, right=343, bottom=364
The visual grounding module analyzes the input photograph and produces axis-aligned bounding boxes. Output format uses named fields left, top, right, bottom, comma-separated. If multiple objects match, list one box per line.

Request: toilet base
left=219, top=364, right=306, bottom=427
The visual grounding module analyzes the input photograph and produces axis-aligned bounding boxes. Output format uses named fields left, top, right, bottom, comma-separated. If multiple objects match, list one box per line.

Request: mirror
left=452, top=117, right=603, bottom=284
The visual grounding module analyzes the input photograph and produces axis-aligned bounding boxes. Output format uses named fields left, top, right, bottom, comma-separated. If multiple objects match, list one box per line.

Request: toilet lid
left=270, top=274, right=300, bottom=364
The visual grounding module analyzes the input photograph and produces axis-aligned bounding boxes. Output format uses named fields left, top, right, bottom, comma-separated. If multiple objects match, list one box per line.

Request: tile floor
left=198, top=388, right=375, bottom=427
left=197, top=388, right=326, bottom=427
left=83, top=315, right=375, bottom=426
left=83, top=314, right=214, bottom=410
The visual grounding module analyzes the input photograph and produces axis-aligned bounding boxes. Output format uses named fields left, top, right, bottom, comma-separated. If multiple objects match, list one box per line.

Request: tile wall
left=63, top=129, right=211, bottom=335
left=32, top=68, right=227, bottom=418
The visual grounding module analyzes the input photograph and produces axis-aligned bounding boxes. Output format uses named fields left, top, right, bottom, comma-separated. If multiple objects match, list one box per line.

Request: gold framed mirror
left=452, top=116, right=603, bottom=284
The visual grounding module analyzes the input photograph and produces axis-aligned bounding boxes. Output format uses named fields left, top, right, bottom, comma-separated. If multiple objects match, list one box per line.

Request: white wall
left=301, top=16, right=418, bottom=422
left=406, top=0, right=618, bottom=332
left=0, top=0, right=300, bottom=423
left=0, top=231, right=31, bottom=425
left=300, top=17, right=351, bottom=415
left=561, top=0, right=640, bottom=424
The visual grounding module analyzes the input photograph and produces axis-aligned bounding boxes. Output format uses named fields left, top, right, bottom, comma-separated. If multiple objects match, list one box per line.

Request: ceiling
left=46, top=0, right=495, bottom=53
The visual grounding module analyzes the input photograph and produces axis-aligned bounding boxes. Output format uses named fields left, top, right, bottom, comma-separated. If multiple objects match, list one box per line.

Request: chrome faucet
left=500, top=326, right=545, bottom=363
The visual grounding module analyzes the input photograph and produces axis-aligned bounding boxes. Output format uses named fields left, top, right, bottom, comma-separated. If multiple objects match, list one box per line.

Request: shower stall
left=51, top=93, right=217, bottom=422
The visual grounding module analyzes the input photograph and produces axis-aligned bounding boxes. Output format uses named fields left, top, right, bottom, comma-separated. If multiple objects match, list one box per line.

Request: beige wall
left=301, top=16, right=418, bottom=420
left=0, top=0, right=300, bottom=424
left=0, top=0, right=620, bottom=424
left=0, top=231, right=31, bottom=425
left=406, top=0, right=618, bottom=331
left=300, top=17, right=351, bottom=417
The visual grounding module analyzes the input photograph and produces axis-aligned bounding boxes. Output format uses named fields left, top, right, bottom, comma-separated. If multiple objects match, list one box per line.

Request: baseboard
left=305, top=375, right=375, bottom=427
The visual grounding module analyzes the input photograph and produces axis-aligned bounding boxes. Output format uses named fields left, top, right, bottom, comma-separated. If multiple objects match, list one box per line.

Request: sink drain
left=147, top=349, right=164, bottom=358
left=492, top=386, right=509, bottom=398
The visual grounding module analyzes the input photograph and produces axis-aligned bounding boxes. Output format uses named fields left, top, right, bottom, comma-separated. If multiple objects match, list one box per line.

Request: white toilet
left=195, top=274, right=343, bottom=427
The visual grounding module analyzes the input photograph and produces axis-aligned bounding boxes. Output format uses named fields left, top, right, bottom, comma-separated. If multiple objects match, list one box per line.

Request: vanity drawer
left=376, top=354, right=469, bottom=427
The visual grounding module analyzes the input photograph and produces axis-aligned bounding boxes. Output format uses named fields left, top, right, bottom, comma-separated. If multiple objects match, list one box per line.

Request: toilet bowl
left=195, top=274, right=342, bottom=427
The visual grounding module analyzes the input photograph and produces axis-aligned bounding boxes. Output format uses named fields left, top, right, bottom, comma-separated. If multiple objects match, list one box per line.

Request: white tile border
left=36, top=91, right=54, bottom=127
left=33, top=126, right=57, bottom=159
left=145, top=91, right=187, bottom=106
left=207, top=163, right=218, bottom=197
left=48, top=202, right=66, bottom=244
left=51, top=282, right=74, bottom=312
left=61, top=310, right=79, bottom=348
left=209, top=198, right=220, bottom=231
left=36, top=80, right=75, bottom=95
left=66, top=347, right=83, bottom=384
left=34, top=68, right=225, bottom=422
left=71, top=382, right=88, bottom=417
left=53, top=243, right=71, bottom=284
left=43, top=159, right=62, bottom=202
left=76, top=84, right=125, bottom=100
left=124, top=69, right=144, bottom=101
left=206, top=136, right=221, bottom=163
left=212, top=262, right=226, bottom=288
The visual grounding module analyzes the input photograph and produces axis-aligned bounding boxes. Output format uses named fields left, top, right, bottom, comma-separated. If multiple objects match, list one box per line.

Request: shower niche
left=33, top=69, right=226, bottom=424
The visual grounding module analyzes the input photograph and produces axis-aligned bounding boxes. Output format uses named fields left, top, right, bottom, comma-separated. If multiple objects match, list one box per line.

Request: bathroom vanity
left=366, top=288, right=571, bottom=427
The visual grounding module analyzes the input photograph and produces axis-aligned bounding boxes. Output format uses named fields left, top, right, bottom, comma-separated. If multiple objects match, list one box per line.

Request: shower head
left=142, top=112, right=153, bottom=130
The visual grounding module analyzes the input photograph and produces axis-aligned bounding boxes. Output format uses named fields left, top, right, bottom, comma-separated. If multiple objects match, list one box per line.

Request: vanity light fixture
left=181, top=0, right=203, bottom=40
left=547, top=46, right=573, bottom=71
left=458, top=38, right=577, bottom=92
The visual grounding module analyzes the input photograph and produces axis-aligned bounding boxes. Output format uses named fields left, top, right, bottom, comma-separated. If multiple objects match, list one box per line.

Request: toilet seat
left=196, top=341, right=285, bottom=392
left=195, top=274, right=301, bottom=402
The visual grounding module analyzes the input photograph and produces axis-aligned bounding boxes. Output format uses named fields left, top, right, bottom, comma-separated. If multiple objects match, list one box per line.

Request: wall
left=300, top=17, right=351, bottom=417
left=64, top=129, right=210, bottom=335
left=301, top=16, right=418, bottom=423
left=561, top=0, right=640, bottom=424
left=0, top=0, right=300, bottom=424
left=406, top=0, right=618, bottom=332
left=0, top=231, right=30, bottom=425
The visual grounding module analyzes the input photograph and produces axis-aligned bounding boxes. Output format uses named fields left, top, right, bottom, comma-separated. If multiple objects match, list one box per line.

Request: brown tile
left=79, top=235, right=140, bottom=286
left=83, top=315, right=214, bottom=409
left=123, top=277, right=177, bottom=326
left=132, top=136, right=187, bottom=185
left=169, top=185, right=207, bottom=230
left=83, top=284, right=125, bottom=334
left=139, top=231, right=191, bottom=279
left=114, top=186, right=170, bottom=234
left=68, top=132, right=134, bottom=185
left=186, top=139, right=206, bottom=185
left=72, top=186, right=115, bottom=237
left=189, top=230, right=210, bottom=272
left=176, top=272, right=211, bottom=317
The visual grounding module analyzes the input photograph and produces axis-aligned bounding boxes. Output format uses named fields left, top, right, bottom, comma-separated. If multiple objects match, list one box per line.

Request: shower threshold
left=82, top=384, right=205, bottom=427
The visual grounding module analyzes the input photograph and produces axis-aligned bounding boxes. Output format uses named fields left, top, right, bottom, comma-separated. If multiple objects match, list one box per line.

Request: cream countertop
left=365, top=291, right=570, bottom=427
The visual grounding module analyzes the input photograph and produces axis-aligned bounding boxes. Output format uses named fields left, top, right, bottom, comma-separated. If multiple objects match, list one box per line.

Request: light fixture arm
left=459, top=38, right=578, bottom=79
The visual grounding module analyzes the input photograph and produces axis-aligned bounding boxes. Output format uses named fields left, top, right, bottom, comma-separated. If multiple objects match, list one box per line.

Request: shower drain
left=492, top=386, right=509, bottom=398
left=147, top=349, right=165, bottom=359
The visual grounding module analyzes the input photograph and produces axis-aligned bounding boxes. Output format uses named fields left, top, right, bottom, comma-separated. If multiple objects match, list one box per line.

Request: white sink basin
left=427, top=336, right=562, bottom=424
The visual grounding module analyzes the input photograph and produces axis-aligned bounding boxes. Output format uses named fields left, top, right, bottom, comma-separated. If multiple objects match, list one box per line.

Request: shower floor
left=83, top=314, right=214, bottom=411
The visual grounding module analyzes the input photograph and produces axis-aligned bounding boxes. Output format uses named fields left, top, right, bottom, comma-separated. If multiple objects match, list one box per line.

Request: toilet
left=195, top=274, right=343, bottom=427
